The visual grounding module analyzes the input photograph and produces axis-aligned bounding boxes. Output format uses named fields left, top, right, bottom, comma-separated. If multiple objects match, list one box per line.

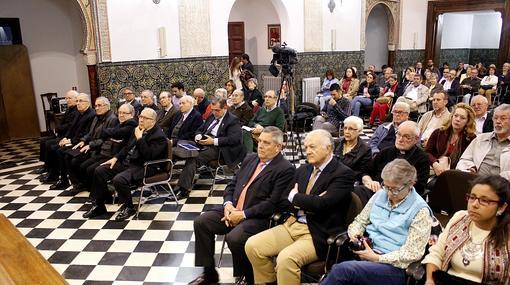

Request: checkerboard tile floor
left=0, top=128, right=374, bottom=284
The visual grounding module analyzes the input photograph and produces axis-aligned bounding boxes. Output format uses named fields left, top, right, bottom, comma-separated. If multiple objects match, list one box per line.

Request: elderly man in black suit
left=245, top=129, right=354, bottom=285
left=171, top=97, right=246, bottom=200
left=187, top=126, right=295, bottom=285
left=84, top=108, right=167, bottom=221
left=156, top=91, right=178, bottom=133
left=167, top=95, right=203, bottom=143
left=122, top=87, right=142, bottom=116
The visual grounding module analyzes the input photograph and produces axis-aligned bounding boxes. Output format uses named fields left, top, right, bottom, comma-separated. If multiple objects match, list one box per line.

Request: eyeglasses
left=382, top=183, right=409, bottom=195
left=138, top=115, right=154, bottom=120
left=95, top=104, right=105, bottom=108
left=465, top=194, right=500, bottom=206
left=493, top=116, right=510, bottom=122
left=76, top=99, right=88, bottom=103
left=264, top=96, right=276, bottom=99
left=118, top=111, right=131, bottom=115
left=396, top=132, right=416, bottom=141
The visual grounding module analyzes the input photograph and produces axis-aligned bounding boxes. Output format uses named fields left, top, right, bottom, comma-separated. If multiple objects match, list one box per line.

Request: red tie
left=236, top=162, right=265, bottom=210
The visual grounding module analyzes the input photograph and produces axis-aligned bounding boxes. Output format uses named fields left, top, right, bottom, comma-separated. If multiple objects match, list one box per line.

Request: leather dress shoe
left=167, top=188, right=190, bottom=201
left=82, top=204, right=107, bottom=218
left=50, top=179, right=70, bottom=190
left=40, top=174, right=59, bottom=184
left=34, top=167, right=48, bottom=174
left=187, top=273, right=219, bottom=285
left=115, top=206, right=136, bottom=221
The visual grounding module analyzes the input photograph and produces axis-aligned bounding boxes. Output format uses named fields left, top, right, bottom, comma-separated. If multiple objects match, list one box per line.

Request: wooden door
left=228, top=22, right=245, bottom=63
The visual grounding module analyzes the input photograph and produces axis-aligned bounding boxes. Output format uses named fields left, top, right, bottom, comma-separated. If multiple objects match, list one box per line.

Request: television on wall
left=0, top=18, right=22, bottom=46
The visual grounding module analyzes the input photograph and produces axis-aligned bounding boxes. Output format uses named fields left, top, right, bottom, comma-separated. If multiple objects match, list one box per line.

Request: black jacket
left=56, top=106, right=79, bottom=138
left=334, top=137, right=372, bottom=182
left=83, top=110, right=119, bottom=151
left=65, top=107, right=96, bottom=145
left=224, top=153, right=295, bottom=220
left=356, top=81, right=380, bottom=101
left=197, top=112, right=246, bottom=165
left=100, top=118, right=138, bottom=157
left=156, top=106, right=178, bottom=134
left=167, top=109, right=204, bottom=143
left=229, top=103, right=253, bottom=126
left=483, top=111, right=494, bottom=133
left=126, top=99, right=142, bottom=117
left=142, top=102, right=160, bottom=112
left=116, top=125, right=168, bottom=169
left=244, top=88, right=264, bottom=107
left=283, top=157, right=354, bottom=260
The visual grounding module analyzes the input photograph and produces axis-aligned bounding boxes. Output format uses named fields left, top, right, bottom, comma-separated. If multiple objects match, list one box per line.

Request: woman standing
left=423, top=175, right=510, bottom=285
left=229, top=57, right=243, bottom=90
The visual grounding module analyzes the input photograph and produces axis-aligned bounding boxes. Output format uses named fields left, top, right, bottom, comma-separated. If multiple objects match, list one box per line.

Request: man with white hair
left=457, top=104, right=510, bottom=180
left=166, top=95, right=203, bottom=143
left=369, top=102, right=410, bottom=154
left=245, top=129, right=355, bottom=285
left=85, top=108, right=167, bottom=221
left=357, top=121, right=430, bottom=204
left=140, top=90, right=159, bottom=111
left=156, top=91, right=178, bottom=133
left=193, top=88, right=211, bottom=120
left=470, top=95, right=493, bottom=134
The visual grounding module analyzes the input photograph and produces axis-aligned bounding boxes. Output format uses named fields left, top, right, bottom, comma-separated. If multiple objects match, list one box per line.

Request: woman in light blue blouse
left=316, top=69, right=340, bottom=109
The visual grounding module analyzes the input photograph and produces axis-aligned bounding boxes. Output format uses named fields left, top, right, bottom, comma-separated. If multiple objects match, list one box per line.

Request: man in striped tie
left=245, top=129, right=355, bottom=285
left=188, top=127, right=295, bottom=285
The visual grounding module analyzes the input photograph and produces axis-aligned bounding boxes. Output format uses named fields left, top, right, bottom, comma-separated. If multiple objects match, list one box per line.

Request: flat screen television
left=0, top=18, right=22, bottom=46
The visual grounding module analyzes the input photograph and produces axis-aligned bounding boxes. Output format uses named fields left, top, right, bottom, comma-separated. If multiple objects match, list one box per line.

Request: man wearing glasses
left=122, top=87, right=142, bottom=116
left=368, top=102, right=410, bottom=155
left=457, top=104, right=510, bottom=180
left=357, top=121, right=430, bottom=205
left=322, top=159, right=432, bottom=285
left=84, top=108, right=167, bottom=221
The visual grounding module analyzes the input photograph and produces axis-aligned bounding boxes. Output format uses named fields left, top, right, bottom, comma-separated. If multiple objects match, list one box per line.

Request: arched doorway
left=228, top=0, right=282, bottom=66
left=364, top=4, right=390, bottom=71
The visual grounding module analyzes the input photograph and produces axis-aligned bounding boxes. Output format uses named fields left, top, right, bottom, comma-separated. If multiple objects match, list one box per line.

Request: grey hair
left=141, top=107, right=157, bottom=120
left=343, top=116, right=363, bottom=131
left=159, top=91, right=171, bottom=98
left=96, top=96, right=111, bottom=109
left=305, top=129, right=334, bottom=150
left=494, top=103, right=510, bottom=114
left=233, top=89, right=245, bottom=98
left=210, top=96, right=228, bottom=108
left=78, top=93, right=91, bottom=102
left=399, top=120, right=420, bottom=137
left=193, top=88, right=205, bottom=97
left=471, top=95, right=488, bottom=105
left=248, top=78, right=258, bottom=85
left=119, top=103, right=135, bottom=116
left=392, top=101, right=410, bottom=113
left=261, top=126, right=284, bottom=145
left=214, top=88, right=228, bottom=99
left=381, top=159, right=417, bottom=186
left=141, top=90, right=154, bottom=98
left=180, top=95, right=195, bottom=105
left=67, top=90, right=79, bottom=97
left=389, top=73, right=398, bottom=80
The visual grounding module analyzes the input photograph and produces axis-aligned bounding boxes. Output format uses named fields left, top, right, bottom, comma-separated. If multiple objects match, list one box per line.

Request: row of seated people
left=186, top=127, right=510, bottom=285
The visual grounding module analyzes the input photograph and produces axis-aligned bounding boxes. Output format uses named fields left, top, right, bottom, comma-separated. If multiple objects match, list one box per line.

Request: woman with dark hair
left=316, top=69, right=340, bottom=109
left=225, top=79, right=235, bottom=98
left=425, top=103, right=476, bottom=176
left=350, top=72, right=379, bottom=117
left=340, top=67, right=360, bottom=100
left=229, top=57, right=243, bottom=90
left=423, top=175, right=510, bottom=285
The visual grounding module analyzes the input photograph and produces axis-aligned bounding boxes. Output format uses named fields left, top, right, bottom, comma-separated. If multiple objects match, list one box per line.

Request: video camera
left=269, top=42, right=298, bottom=77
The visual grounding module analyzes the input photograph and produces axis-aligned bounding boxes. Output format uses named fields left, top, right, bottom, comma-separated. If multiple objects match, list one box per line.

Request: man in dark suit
left=156, top=91, right=178, bottom=133
left=187, top=127, right=295, bottom=285
left=245, top=129, right=354, bottom=285
left=83, top=108, right=167, bottom=221
left=471, top=95, right=493, bottom=134
left=140, top=90, right=160, bottom=111
left=171, top=97, right=246, bottom=200
left=122, top=87, right=142, bottom=117
left=439, top=69, right=460, bottom=107
left=166, top=95, right=203, bottom=144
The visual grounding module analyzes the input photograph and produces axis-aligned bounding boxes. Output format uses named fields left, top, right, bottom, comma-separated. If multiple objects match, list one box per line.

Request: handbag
left=376, top=96, right=390, bottom=104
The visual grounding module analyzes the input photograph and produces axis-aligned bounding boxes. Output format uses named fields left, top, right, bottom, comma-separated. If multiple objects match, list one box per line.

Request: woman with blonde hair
left=425, top=103, right=476, bottom=176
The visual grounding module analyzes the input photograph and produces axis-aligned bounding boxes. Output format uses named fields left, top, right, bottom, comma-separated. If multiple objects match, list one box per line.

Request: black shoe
left=40, top=175, right=59, bottom=184
left=67, top=184, right=87, bottom=195
left=50, top=179, right=70, bottom=190
left=34, top=166, right=48, bottom=174
left=82, top=204, right=107, bottom=218
left=188, top=272, right=219, bottom=285
left=167, top=187, right=190, bottom=201
left=115, top=206, right=136, bottom=221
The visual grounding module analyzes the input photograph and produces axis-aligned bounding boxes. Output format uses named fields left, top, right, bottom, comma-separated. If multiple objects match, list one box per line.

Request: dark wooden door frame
left=425, top=0, right=510, bottom=66
left=228, top=21, right=245, bottom=63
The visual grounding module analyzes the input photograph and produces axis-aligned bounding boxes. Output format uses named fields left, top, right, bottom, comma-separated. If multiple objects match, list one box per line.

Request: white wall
left=365, top=5, right=388, bottom=69
left=471, top=13, right=501, bottom=48
left=400, top=0, right=427, bottom=49
left=441, top=12, right=501, bottom=49
left=0, top=0, right=89, bottom=131
left=322, top=0, right=362, bottom=51
left=210, top=0, right=235, bottom=56
left=229, top=0, right=280, bottom=65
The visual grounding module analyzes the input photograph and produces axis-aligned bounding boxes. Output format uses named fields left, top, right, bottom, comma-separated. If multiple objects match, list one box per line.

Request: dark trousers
left=80, top=156, right=109, bottom=188
left=177, top=146, right=219, bottom=190
left=194, top=209, right=267, bottom=284
left=321, top=260, right=406, bottom=285
left=43, top=140, right=60, bottom=178
left=39, top=136, right=57, bottom=163
left=91, top=163, right=143, bottom=208
left=353, top=185, right=375, bottom=206
left=66, top=152, right=90, bottom=185
left=55, top=147, right=70, bottom=181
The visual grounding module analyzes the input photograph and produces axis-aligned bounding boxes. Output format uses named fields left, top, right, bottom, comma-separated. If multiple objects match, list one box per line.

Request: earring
left=497, top=212, right=503, bottom=216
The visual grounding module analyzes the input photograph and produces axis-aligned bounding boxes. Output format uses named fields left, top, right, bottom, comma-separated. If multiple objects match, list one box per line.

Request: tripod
left=277, top=70, right=304, bottom=162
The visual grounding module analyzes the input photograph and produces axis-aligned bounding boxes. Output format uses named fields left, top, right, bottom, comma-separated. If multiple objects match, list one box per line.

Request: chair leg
left=209, top=166, right=221, bottom=197
left=136, top=186, right=145, bottom=219
left=217, top=235, right=226, bottom=268
left=166, top=182, right=178, bottom=206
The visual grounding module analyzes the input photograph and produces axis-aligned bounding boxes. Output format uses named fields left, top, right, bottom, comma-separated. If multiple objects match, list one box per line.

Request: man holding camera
left=170, top=97, right=246, bottom=200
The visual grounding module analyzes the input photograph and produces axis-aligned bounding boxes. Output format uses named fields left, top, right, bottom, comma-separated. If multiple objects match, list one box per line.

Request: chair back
left=345, top=192, right=363, bottom=225
left=428, top=170, right=476, bottom=215
left=166, top=139, right=173, bottom=165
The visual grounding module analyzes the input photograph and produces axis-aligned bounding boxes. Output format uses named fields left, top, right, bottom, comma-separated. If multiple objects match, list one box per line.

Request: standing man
left=187, top=127, right=295, bottom=285
left=156, top=91, right=178, bottom=133
left=241, top=53, right=255, bottom=74
left=245, top=129, right=354, bottom=285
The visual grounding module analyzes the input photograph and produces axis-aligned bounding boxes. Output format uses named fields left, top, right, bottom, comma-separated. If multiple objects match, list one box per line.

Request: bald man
left=193, top=88, right=212, bottom=120
left=85, top=108, right=168, bottom=221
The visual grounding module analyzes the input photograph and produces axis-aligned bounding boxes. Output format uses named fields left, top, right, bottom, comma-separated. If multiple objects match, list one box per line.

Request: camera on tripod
left=269, top=42, right=298, bottom=77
